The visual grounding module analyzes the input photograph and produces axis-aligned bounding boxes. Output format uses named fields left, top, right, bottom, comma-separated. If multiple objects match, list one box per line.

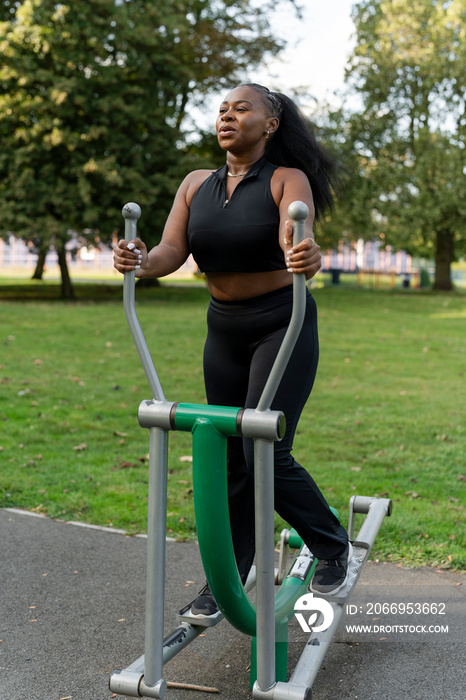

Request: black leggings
left=203, top=285, right=348, bottom=582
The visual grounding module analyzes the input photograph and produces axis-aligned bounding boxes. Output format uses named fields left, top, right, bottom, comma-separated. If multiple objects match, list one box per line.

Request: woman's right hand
left=113, top=238, right=149, bottom=277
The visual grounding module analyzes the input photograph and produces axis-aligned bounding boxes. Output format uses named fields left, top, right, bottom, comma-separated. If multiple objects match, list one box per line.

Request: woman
left=113, top=83, right=351, bottom=612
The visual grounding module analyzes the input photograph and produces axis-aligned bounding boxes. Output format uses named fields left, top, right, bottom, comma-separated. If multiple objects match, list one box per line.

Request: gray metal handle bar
left=121, top=199, right=309, bottom=409
left=256, top=200, right=309, bottom=412
left=122, top=202, right=166, bottom=402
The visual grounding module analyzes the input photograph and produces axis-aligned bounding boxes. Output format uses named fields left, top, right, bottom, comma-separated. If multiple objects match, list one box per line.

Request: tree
left=334, top=0, right=465, bottom=289
left=0, top=0, right=284, bottom=297
left=0, top=1, right=21, bottom=22
left=310, top=104, right=372, bottom=253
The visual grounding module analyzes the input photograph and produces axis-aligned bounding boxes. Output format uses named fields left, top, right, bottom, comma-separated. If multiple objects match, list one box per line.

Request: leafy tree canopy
left=0, top=0, right=286, bottom=296
left=322, top=0, right=465, bottom=289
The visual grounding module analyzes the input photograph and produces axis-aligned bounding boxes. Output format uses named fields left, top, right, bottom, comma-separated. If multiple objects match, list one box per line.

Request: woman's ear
left=266, top=117, right=279, bottom=135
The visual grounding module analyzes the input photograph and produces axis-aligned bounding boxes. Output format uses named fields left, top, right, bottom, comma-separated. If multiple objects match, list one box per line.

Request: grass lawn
left=0, top=280, right=465, bottom=570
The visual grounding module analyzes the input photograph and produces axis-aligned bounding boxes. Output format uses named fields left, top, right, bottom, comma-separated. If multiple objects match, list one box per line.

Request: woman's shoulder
left=270, top=165, right=311, bottom=202
left=180, top=169, right=215, bottom=206
left=182, top=168, right=215, bottom=188
left=185, top=168, right=215, bottom=180
left=271, top=165, right=308, bottom=183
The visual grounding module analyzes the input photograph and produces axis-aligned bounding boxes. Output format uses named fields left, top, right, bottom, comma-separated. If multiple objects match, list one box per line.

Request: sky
left=253, top=0, right=357, bottom=106
left=193, top=0, right=357, bottom=129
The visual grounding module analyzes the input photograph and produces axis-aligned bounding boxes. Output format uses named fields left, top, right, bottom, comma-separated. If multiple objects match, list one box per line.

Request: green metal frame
left=173, top=403, right=319, bottom=686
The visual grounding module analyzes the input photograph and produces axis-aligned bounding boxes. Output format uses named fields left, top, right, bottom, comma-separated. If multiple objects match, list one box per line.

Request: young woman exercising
left=113, top=83, right=351, bottom=613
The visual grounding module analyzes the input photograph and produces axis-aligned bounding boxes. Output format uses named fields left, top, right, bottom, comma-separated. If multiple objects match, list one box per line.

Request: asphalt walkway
left=1, top=508, right=465, bottom=700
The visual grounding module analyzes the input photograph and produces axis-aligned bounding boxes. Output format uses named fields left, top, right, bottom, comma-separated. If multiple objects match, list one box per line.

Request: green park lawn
left=0, top=280, right=465, bottom=570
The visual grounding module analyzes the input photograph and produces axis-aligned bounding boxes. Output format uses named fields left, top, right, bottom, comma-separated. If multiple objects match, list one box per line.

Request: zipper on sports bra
left=216, top=155, right=265, bottom=207
left=222, top=177, right=247, bottom=208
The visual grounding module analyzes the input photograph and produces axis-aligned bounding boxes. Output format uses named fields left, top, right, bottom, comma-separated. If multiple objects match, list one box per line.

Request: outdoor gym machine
left=109, top=202, right=392, bottom=700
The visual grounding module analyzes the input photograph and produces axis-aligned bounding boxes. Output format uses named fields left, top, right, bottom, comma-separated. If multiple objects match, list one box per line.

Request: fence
left=1, top=235, right=464, bottom=287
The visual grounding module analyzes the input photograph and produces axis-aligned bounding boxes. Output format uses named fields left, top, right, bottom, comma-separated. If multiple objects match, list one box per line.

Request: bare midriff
left=206, top=269, right=293, bottom=301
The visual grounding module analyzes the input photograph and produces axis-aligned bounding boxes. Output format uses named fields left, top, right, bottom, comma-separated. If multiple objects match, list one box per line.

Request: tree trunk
left=31, top=246, right=48, bottom=279
left=57, top=246, right=75, bottom=300
left=433, top=229, right=454, bottom=291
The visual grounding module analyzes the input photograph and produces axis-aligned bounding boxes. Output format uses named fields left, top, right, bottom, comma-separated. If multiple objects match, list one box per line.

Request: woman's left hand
left=284, top=221, right=322, bottom=280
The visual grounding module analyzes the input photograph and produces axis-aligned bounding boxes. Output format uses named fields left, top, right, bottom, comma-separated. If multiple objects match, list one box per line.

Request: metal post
left=143, top=427, right=169, bottom=696
left=254, top=438, right=277, bottom=692
left=122, top=203, right=165, bottom=402
left=112, top=204, right=169, bottom=698
left=253, top=202, right=309, bottom=695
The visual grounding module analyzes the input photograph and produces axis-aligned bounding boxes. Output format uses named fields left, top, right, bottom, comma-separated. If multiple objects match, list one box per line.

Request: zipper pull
left=223, top=199, right=229, bottom=208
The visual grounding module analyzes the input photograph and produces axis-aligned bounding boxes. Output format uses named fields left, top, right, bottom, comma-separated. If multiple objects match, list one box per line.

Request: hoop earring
left=265, top=131, right=270, bottom=139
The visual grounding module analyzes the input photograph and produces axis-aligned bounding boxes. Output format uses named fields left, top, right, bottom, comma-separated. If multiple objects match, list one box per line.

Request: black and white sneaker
left=309, top=542, right=353, bottom=595
left=190, top=583, right=219, bottom=617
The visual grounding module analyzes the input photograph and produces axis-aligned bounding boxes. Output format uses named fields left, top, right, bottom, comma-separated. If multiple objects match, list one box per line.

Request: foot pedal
left=177, top=599, right=223, bottom=628
left=320, top=541, right=370, bottom=604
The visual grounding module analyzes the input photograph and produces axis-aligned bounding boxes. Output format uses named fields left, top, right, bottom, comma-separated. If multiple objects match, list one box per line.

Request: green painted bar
left=189, top=412, right=340, bottom=684
left=191, top=419, right=257, bottom=636
left=174, top=402, right=241, bottom=436
left=191, top=419, right=314, bottom=635
left=287, top=528, right=304, bottom=550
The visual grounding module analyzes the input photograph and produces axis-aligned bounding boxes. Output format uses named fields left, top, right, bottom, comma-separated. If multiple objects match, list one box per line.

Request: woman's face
left=216, top=85, right=278, bottom=154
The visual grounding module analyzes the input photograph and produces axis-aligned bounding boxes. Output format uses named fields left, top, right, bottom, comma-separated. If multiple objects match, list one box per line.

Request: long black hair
left=241, top=83, right=340, bottom=221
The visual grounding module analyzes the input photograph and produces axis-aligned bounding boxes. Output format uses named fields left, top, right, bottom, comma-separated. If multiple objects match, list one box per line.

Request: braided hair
left=240, top=83, right=340, bottom=221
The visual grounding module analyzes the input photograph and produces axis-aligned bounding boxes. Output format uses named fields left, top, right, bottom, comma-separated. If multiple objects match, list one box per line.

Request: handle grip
left=256, top=201, right=309, bottom=413
left=287, top=200, right=309, bottom=247
left=121, top=203, right=166, bottom=402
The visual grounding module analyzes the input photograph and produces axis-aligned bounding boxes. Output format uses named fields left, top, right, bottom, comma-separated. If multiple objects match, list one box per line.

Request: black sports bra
left=187, top=156, right=286, bottom=273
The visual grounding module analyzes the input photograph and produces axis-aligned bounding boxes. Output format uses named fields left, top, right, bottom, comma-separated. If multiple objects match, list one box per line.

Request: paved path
left=1, top=508, right=465, bottom=700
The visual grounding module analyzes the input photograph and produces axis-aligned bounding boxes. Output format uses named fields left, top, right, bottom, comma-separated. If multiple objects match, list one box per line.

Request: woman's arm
left=113, top=170, right=210, bottom=278
left=271, top=167, right=322, bottom=280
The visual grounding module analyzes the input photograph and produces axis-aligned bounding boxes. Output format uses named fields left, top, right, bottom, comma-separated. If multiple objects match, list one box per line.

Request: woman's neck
left=226, top=149, right=265, bottom=175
